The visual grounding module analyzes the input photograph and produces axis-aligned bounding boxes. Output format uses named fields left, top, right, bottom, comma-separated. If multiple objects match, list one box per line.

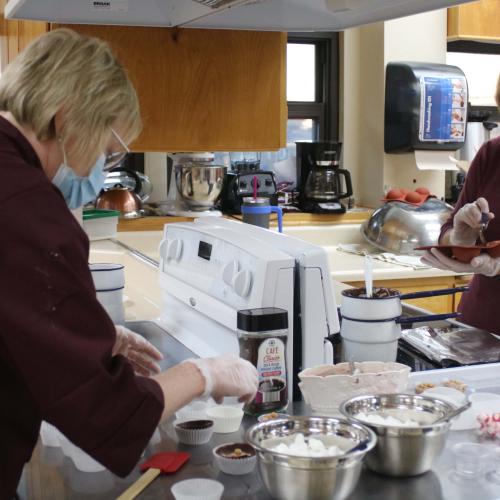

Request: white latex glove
left=186, top=353, right=259, bottom=404
left=448, top=197, right=494, bottom=246
left=113, top=325, right=163, bottom=377
left=421, top=248, right=500, bottom=277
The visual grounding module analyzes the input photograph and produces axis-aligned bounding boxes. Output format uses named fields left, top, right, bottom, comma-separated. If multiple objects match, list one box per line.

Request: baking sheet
left=401, top=326, right=500, bottom=365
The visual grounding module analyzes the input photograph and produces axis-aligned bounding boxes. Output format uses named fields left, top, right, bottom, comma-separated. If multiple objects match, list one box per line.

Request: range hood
left=5, top=0, right=473, bottom=31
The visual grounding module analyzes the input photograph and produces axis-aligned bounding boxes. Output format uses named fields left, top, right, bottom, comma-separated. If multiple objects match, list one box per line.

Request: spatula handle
left=117, top=468, right=161, bottom=500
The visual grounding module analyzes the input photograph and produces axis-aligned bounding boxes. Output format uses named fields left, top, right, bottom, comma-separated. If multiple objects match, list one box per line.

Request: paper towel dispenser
left=385, top=62, right=468, bottom=154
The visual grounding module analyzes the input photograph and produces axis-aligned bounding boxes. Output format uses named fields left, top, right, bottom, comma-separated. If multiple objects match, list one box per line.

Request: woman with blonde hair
left=0, top=28, right=257, bottom=498
left=422, top=73, right=500, bottom=332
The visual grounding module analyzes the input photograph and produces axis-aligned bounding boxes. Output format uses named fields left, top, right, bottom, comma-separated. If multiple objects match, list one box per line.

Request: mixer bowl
left=362, top=198, right=452, bottom=255
left=175, top=164, right=227, bottom=211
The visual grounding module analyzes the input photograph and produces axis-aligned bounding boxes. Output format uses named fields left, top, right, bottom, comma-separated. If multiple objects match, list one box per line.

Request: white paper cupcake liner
left=213, top=444, right=257, bottom=475
left=206, top=406, right=243, bottom=434
left=171, top=478, right=224, bottom=500
left=174, top=420, right=215, bottom=445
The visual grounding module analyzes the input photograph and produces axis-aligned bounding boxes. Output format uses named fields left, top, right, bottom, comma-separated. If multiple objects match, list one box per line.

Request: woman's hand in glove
left=186, top=354, right=259, bottom=404
left=448, top=197, right=494, bottom=246
left=421, top=248, right=500, bottom=277
left=113, top=325, right=163, bottom=377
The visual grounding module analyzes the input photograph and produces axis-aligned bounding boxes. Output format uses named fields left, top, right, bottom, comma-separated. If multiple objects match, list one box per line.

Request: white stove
left=157, top=218, right=340, bottom=400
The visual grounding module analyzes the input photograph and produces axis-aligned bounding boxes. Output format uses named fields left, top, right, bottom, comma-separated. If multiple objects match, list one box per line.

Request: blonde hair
left=0, top=28, right=141, bottom=172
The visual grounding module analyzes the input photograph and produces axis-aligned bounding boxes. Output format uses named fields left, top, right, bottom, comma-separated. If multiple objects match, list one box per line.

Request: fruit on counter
left=386, top=188, right=404, bottom=200
left=405, top=191, right=423, bottom=204
left=415, top=187, right=430, bottom=196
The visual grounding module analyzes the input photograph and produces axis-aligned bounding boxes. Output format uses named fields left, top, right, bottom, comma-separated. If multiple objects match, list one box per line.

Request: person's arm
left=153, top=362, right=205, bottom=421
left=154, top=354, right=259, bottom=421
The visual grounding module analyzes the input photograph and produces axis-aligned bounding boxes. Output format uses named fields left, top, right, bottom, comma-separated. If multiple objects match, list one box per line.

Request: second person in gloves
left=421, top=75, right=500, bottom=332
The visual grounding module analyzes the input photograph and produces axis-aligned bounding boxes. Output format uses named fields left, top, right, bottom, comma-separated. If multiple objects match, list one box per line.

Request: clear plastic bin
left=82, top=209, right=120, bottom=241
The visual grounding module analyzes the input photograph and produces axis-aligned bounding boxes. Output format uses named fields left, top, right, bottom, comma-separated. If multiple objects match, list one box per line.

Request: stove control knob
left=222, top=260, right=239, bottom=286
left=159, top=239, right=168, bottom=260
left=167, top=239, right=183, bottom=261
left=233, top=270, right=252, bottom=297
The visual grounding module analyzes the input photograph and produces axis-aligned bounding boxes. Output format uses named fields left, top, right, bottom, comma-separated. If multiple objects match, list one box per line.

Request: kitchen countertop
left=19, top=230, right=489, bottom=499
left=22, top=322, right=500, bottom=500
left=23, top=401, right=499, bottom=500
left=113, top=229, right=468, bottom=283
left=116, top=209, right=373, bottom=232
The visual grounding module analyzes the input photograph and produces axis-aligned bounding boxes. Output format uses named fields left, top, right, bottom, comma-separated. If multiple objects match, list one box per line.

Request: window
left=446, top=52, right=500, bottom=107
left=447, top=41, right=500, bottom=119
left=287, top=33, right=340, bottom=142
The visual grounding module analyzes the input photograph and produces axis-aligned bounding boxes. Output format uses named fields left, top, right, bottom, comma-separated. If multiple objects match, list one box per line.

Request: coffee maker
left=220, top=152, right=278, bottom=214
left=296, top=141, right=353, bottom=213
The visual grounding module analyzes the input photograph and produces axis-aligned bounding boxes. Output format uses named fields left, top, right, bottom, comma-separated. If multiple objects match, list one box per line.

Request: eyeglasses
left=104, top=129, right=130, bottom=171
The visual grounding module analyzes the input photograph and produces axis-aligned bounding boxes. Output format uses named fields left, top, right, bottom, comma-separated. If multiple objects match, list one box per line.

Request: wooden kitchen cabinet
left=448, top=0, right=500, bottom=42
left=54, top=24, right=287, bottom=153
left=0, top=9, right=287, bottom=152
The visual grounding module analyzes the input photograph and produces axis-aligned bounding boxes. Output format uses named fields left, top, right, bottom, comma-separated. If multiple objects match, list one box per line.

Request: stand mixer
left=161, top=153, right=227, bottom=216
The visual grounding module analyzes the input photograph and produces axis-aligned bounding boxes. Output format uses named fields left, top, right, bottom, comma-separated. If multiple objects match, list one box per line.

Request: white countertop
left=89, top=238, right=162, bottom=322
left=89, top=225, right=467, bottom=323
left=112, top=228, right=466, bottom=283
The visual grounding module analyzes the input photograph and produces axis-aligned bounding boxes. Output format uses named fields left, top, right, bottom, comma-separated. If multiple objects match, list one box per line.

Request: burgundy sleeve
left=439, top=143, right=488, bottom=242
left=0, top=186, right=164, bottom=476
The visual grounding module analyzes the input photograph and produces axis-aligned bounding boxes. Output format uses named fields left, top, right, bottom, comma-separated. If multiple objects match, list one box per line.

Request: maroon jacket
left=0, top=117, right=164, bottom=498
left=441, top=136, right=500, bottom=332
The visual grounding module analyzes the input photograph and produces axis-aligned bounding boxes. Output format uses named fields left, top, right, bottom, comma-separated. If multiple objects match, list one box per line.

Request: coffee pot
left=296, top=141, right=353, bottom=213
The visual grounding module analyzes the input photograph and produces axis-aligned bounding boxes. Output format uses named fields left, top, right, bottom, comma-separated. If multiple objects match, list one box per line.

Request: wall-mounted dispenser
left=385, top=62, right=468, bottom=171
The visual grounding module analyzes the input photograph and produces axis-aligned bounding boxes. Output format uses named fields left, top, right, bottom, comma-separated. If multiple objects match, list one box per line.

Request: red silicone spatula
left=117, top=452, right=190, bottom=500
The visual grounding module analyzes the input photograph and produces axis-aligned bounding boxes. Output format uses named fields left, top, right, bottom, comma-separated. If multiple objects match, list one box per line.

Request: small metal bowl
left=340, top=393, right=455, bottom=477
left=246, top=416, right=376, bottom=500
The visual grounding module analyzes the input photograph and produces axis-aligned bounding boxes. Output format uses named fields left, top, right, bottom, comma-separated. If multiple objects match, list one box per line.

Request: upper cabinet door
left=53, top=24, right=287, bottom=153
left=448, top=0, right=500, bottom=43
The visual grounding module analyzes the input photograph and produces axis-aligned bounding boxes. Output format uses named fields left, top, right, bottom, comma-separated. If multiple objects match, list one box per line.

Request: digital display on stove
left=198, top=241, right=212, bottom=261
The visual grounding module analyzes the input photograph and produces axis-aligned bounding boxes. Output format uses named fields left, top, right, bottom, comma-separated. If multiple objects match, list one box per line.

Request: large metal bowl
left=340, top=393, right=455, bottom=477
left=246, top=416, right=377, bottom=500
left=362, top=198, right=453, bottom=255
left=175, top=163, right=227, bottom=211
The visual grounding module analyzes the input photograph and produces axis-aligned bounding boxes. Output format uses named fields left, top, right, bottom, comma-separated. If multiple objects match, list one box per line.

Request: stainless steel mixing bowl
left=175, top=163, right=227, bottom=211
left=340, top=393, right=455, bottom=477
left=362, top=198, right=453, bottom=255
left=246, top=416, right=377, bottom=500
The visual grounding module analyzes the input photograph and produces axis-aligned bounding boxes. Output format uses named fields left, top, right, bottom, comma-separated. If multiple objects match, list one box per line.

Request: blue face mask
left=52, top=154, right=106, bottom=210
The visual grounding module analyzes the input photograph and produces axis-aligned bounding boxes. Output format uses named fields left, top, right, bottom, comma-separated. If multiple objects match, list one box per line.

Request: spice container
left=237, top=307, right=288, bottom=415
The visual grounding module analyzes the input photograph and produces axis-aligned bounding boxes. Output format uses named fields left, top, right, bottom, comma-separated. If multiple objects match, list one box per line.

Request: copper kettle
left=96, top=186, right=144, bottom=218
left=96, top=167, right=147, bottom=218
